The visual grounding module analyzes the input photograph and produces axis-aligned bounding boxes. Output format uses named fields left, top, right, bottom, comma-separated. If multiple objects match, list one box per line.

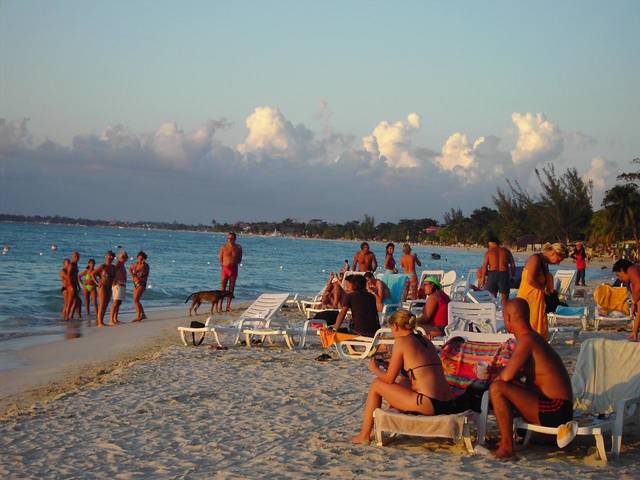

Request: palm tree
left=602, top=184, right=640, bottom=252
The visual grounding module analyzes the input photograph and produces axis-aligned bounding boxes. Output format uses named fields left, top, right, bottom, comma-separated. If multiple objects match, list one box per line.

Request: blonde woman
left=351, top=310, right=466, bottom=444
left=517, top=242, right=568, bottom=340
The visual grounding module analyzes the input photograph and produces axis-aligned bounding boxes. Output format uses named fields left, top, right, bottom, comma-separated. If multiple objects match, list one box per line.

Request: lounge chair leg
left=523, top=429, right=532, bottom=446
left=245, top=332, right=252, bottom=348
left=478, top=391, right=489, bottom=445
left=211, top=331, right=223, bottom=348
left=180, top=330, right=188, bottom=346
left=595, top=433, right=608, bottom=463
left=375, top=426, right=384, bottom=446
left=463, top=421, right=474, bottom=453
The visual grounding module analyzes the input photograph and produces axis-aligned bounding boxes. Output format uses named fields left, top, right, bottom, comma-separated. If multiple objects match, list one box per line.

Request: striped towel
left=440, top=337, right=516, bottom=396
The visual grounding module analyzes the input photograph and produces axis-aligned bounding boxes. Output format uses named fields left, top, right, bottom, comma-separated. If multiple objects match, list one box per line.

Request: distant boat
left=431, top=253, right=441, bottom=260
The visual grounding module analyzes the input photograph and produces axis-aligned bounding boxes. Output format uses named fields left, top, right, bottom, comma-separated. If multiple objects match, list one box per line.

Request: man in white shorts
left=110, top=251, right=128, bottom=325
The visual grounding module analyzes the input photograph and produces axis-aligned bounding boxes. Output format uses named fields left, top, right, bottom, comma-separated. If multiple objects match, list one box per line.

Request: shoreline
left=0, top=302, right=250, bottom=417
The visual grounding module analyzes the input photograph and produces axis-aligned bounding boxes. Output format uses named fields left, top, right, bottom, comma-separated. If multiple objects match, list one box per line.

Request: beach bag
left=189, top=320, right=206, bottom=346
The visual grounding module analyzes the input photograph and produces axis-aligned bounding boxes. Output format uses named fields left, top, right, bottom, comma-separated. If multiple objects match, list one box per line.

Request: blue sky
left=1, top=1, right=639, bottom=223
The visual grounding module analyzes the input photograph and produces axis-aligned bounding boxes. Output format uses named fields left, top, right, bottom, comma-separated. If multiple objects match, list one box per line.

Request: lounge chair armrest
left=614, top=395, right=640, bottom=417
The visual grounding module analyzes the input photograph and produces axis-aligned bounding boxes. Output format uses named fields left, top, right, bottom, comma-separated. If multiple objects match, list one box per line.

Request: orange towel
left=319, top=328, right=359, bottom=348
left=593, top=284, right=630, bottom=315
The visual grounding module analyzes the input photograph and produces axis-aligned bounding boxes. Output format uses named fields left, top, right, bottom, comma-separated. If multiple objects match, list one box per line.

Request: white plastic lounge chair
left=553, top=269, right=576, bottom=301
left=376, top=273, right=409, bottom=324
left=446, top=301, right=497, bottom=334
left=466, top=289, right=497, bottom=305
left=593, top=284, right=631, bottom=331
left=441, top=270, right=457, bottom=297
left=450, top=269, right=477, bottom=302
left=513, top=338, right=640, bottom=463
left=547, top=305, right=587, bottom=344
left=177, top=293, right=290, bottom=347
left=418, top=269, right=445, bottom=288
left=332, top=326, right=428, bottom=360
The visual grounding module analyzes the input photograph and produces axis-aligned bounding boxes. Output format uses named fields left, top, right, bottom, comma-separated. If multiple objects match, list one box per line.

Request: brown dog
left=185, top=290, right=233, bottom=316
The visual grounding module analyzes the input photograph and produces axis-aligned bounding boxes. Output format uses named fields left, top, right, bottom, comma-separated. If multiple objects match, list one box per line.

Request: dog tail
left=185, top=293, right=194, bottom=303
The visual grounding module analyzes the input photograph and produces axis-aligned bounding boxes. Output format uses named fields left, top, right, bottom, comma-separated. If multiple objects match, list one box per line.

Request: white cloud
left=435, top=133, right=510, bottom=181
left=362, top=113, right=422, bottom=168
left=0, top=118, right=32, bottom=154
left=583, top=156, right=619, bottom=191
left=237, top=106, right=315, bottom=162
left=510, top=112, right=563, bottom=164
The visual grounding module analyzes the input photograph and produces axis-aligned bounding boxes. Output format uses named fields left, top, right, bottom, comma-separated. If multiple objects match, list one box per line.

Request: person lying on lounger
left=489, top=298, right=573, bottom=459
left=351, top=309, right=468, bottom=444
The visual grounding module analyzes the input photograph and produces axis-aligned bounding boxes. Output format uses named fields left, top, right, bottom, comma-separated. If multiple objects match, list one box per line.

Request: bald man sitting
left=489, top=298, right=573, bottom=459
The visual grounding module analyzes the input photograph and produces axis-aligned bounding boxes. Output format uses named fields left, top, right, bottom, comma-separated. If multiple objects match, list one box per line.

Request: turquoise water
left=0, top=222, right=611, bottom=344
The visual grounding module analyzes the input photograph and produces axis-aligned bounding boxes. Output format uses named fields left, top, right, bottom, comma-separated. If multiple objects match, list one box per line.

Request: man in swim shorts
left=110, top=250, right=128, bottom=325
left=219, top=231, right=242, bottom=311
left=479, top=237, right=516, bottom=305
left=490, top=298, right=573, bottom=459
left=353, top=242, right=378, bottom=273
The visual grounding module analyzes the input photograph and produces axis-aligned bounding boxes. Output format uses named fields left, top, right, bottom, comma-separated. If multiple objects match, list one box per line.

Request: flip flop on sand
left=208, top=345, right=228, bottom=351
left=557, top=420, right=578, bottom=448
left=315, top=353, right=332, bottom=362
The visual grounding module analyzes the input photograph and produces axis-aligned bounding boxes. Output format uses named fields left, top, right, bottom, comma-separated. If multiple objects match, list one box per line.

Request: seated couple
left=352, top=300, right=573, bottom=457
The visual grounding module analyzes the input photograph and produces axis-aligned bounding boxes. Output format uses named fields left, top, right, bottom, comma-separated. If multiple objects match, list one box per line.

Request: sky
left=1, top=0, right=639, bottom=224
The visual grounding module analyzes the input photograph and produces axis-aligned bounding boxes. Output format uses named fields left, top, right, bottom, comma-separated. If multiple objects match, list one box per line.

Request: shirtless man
left=94, top=251, right=116, bottom=327
left=219, top=232, right=242, bottom=311
left=479, top=237, right=516, bottom=304
left=612, top=259, right=640, bottom=341
left=490, top=298, right=573, bottom=459
left=110, top=251, right=128, bottom=325
left=353, top=242, right=378, bottom=273
left=400, top=243, right=422, bottom=300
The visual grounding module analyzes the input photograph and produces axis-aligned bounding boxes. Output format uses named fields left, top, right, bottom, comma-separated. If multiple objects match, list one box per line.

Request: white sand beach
left=1, top=297, right=640, bottom=479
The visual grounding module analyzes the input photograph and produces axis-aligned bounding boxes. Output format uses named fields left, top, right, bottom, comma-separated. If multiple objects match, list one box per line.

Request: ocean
left=0, top=222, right=611, bottom=348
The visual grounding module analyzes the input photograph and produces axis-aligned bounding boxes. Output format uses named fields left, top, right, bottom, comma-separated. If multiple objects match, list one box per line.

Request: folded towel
left=593, top=284, right=629, bottom=316
left=319, top=328, right=359, bottom=348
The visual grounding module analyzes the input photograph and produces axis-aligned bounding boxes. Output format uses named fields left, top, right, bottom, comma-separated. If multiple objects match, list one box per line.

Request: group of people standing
left=59, top=250, right=149, bottom=327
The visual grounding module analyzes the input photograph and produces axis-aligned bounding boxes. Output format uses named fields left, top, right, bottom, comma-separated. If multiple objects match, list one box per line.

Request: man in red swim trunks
left=219, top=231, right=242, bottom=311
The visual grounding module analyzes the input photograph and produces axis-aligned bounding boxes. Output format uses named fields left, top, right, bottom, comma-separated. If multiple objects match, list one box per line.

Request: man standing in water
left=353, top=242, right=378, bottom=272
left=479, top=237, right=516, bottom=305
left=219, top=232, right=242, bottom=311
left=110, top=250, right=128, bottom=325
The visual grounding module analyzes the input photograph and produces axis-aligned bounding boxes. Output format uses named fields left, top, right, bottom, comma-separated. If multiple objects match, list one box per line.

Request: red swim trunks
left=222, top=264, right=238, bottom=278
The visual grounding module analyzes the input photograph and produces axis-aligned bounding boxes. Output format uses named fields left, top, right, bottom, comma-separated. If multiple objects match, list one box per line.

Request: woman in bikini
left=383, top=243, right=397, bottom=274
left=130, top=251, right=150, bottom=322
left=59, top=258, right=73, bottom=321
left=400, top=243, right=422, bottom=300
left=79, top=258, right=98, bottom=316
left=351, top=310, right=464, bottom=444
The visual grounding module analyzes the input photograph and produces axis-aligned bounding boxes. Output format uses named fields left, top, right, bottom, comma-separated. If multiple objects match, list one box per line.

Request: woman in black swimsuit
left=351, top=310, right=461, bottom=444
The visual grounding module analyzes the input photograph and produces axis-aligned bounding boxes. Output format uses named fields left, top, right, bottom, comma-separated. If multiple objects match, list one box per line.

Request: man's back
left=498, top=247, right=515, bottom=273
left=521, top=331, right=572, bottom=401
left=345, top=290, right=379, bottom=337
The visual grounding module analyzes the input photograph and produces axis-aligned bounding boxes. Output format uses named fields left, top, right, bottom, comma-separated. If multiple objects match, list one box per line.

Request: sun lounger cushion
left=554, top=306, right=586, bottom=316
left=440, top=337, right=516, bottom=395
left=373, top=408, right=476, bottom=443
left=572, top=338, right=640, bottom=415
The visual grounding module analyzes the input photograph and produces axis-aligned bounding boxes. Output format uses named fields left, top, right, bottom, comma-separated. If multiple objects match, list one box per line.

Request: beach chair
left=376, top=273, right=409, bottom=324
left=446, top=301, right=498, bottom=334
left=513, top=338, right=640, bottom=463
left=450, top=269, right=476, bottom=302
left=177, top=293, right=290, bottom=347
left=332, top=328, right=395, bottom=360
left=466, top=289, right=497, bottom=305
left=553, top=269, right=576, bottom=301
left=373, top=332, right=516, bottom=451
left=441, top=270, right=457, bottom=297
left=546, top=306, right=587, bottom=343
left=418, top=269, right=445, bottom=287
left=593, top=284, right=631, bottom=331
